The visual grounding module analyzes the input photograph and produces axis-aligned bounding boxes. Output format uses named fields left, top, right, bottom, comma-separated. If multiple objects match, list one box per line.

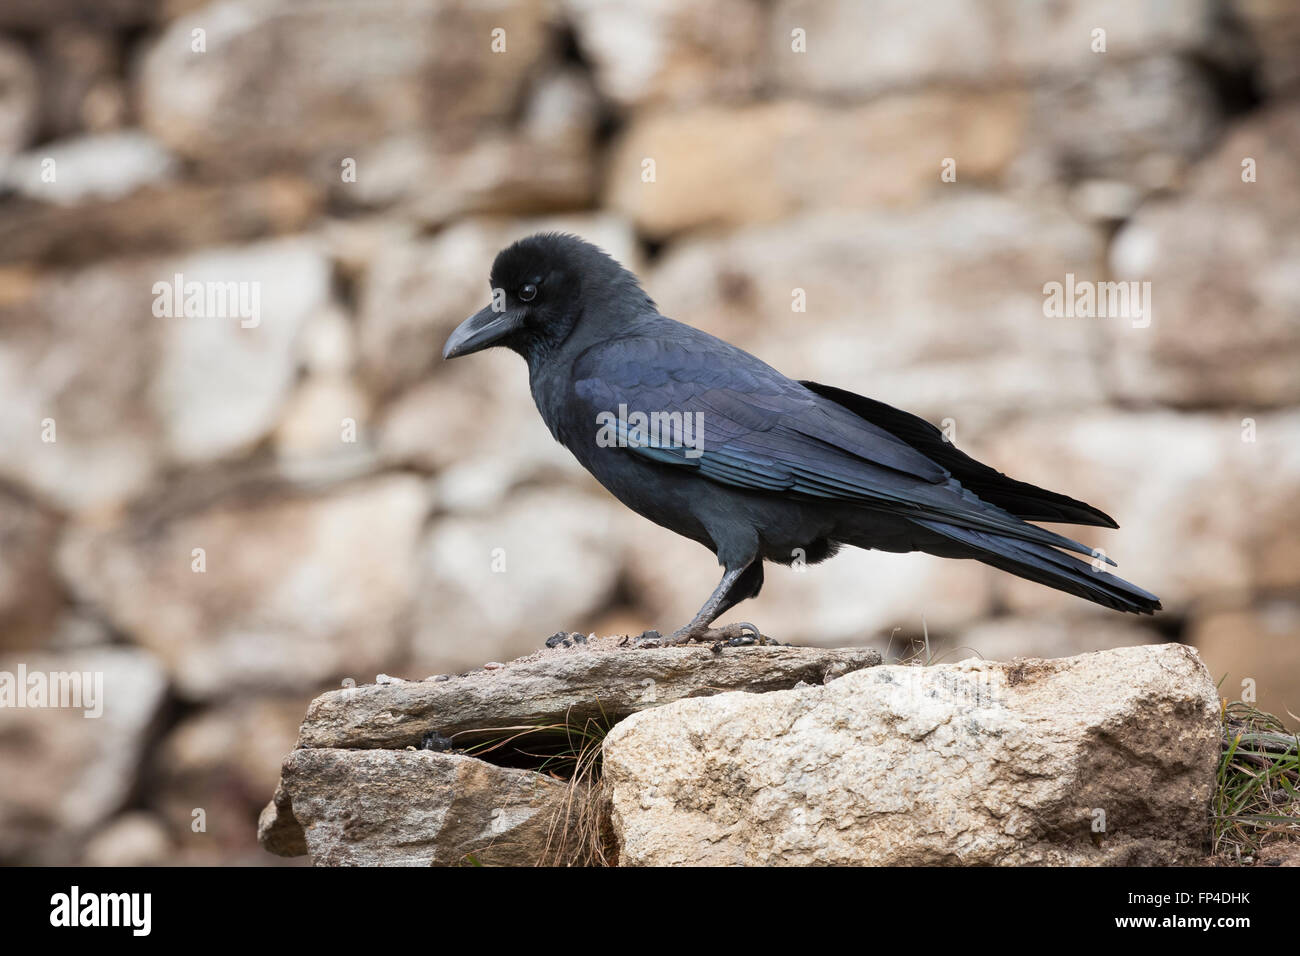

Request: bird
left=442, top=233, right=1161, bottom=645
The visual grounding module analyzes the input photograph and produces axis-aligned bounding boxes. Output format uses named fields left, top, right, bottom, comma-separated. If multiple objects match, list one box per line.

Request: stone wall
left=0, top=0, right=1297, bottom=864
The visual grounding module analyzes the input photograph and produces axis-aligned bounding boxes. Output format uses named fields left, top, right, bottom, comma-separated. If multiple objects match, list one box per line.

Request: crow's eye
left=519, top=283, right=538, bottom=302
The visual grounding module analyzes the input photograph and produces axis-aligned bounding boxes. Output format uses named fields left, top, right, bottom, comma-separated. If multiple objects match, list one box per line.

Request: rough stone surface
left=138, top=0, right=554, bottom=171
left=0, top=131, right=177, bottom=205
left=57, top=475, right=428, bottom=699
left=0, top=237, right=332, bottom=510
left=0, top=647, right=168, bottom=863
left=1233, top=0, right=1300, bottom=94
left=0, top=485, right=60, bottom=650
left=0, top=38, right=39, bottom=156
left=606, top=94, right=1028, bottom=236
left=0, top=176, right=323, bottom=266
left=768, top=0, right=1213, bottom=95
left=265, top=748, right=581, bottom=866
left=1106, top=104, right=1300, bottom=407
left=296, top=643, right=883, bottom=751
left=565, top=0, right=763, bottom=107
left=410, top=486, right=627, bottom=672
left=603, top=643, right=1220, bottom=865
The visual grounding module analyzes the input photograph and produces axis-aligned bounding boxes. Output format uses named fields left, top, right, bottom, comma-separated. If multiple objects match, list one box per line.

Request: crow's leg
left=658, top=561, right=768, bottom=645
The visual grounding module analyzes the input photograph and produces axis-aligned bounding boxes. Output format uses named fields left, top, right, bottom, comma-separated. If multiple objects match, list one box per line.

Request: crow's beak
left=442, top=304, right=523, bottom=359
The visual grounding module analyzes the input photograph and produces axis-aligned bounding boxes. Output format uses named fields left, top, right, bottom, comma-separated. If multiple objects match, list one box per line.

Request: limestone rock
left=0, top=177, right=323, bottom=267
left=81, top=812, right=173, bottom=867
left=265, top=748, right=583, bottom=866
left=0, top=486, right=60, bottom=650
left=603, top=643, right=1219, bottom=865
left=410, top=487, right=626, bottom=673
left=0, top=0, right=159, bottom=30
left=296, top=643, right=883, bottom=750
left=605, top=94, right=1028, bottom=237
left=1232, top=0, right=1300, bottom=94
left=0, top=38, right=38, bottom=157
left=1023, top=54, right=1221, bottom=187
left=153, top=697, right=309, bottom=860
left=1107, top=104, right=1300, bottom=407
left=768, top=0, right=1214, bottom=96
left=0, top=647, right=168, bottom=863
left=57, top=475, right=428, bottom=699
left=0, top=132, right=177, bottom=205
left=0, top=237, right=331, bottom=511
left=138, top=0, right=555, bottom=171
left=564, top=0, right=763, bottom=106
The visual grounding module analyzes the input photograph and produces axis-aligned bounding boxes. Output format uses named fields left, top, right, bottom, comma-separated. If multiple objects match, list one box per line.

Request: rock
left=564, top=0, right=763, bottom=106
left=0, top=258, right=167, bottom=511
left=0, top=0, right=159, bottom=30
left=0, top=647, right=168, bottom=863
left=264, top=748, right=584, bottom=866
left=1189, top=596, right=1300, bottom=731
left=603, top=643, right=1219, bottom=865
left=0, top=132, right=178, bottom=205
left=409, top=487, right=628, bottom=673
left=295, top=643, right=882, bottom=750
left=605, top=94, right=1028, bottom=236
left=0, top=38, right=38, bottom=157
left=0, top=177, right=324, bottom=267
left=1022, top=55, right=1221, bottom=188
left=0, top=485, right=60, bottom=650
left=57, top=474, right=428, bottom=700
left=81, top=812, right=173, bottom=867
left=257, top=781, right=307, bottom=858
left=768, top=0, right=1214, bottom=96
left=984, top=410, right=1300, bottom=614
left=272, top=374, right=372, bottom=462
left=138, top=0, right=555, bottom=172
left=0, top=236, right=332, bottom=511
left=1232, top=0, right=1300, bottom=94
left=1106, top=104, right=1300, bottom=407
left=36, top=25, right=129, bottom=137
left=151, top=238, right=333, bottom=464
left=341, top=69, right=600, bottom=223
left=152, top=697, right=307, bottom=860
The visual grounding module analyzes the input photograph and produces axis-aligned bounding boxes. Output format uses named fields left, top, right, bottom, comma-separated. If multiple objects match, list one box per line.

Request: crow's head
left=442, top=233, right=652, bottom=361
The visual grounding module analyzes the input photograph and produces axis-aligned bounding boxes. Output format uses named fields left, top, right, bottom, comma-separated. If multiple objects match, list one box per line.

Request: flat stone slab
left=296, top=641, right=883, bottom=750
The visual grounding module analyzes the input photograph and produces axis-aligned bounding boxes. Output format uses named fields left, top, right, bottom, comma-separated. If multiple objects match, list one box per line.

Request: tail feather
left=913, top=518, right=1162, bottom=615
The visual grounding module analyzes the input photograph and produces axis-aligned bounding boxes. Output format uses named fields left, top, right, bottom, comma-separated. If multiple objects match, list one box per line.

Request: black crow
left=443, top=233, right=1161, bottom=644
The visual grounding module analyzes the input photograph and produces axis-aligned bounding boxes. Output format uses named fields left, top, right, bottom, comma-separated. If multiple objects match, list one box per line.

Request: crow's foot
left=665, top=621, right=768, bottom=646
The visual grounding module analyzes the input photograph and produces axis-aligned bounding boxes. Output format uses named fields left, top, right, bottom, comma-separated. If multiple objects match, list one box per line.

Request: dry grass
left=462, top=707, right=617, bottom=866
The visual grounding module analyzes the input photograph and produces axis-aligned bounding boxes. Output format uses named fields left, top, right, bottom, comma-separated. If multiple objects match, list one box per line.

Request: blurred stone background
left=1, top=0, right=1297, bottom=865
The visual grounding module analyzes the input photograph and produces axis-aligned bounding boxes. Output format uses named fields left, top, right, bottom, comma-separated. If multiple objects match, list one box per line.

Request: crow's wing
left=799, top=380, right=1119, bottom=528
left=572, top=330, right=1111, bottom=563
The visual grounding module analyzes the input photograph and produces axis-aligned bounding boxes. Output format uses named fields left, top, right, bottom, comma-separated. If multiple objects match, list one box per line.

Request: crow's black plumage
left=443, top=233, right=1161, bottom=644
